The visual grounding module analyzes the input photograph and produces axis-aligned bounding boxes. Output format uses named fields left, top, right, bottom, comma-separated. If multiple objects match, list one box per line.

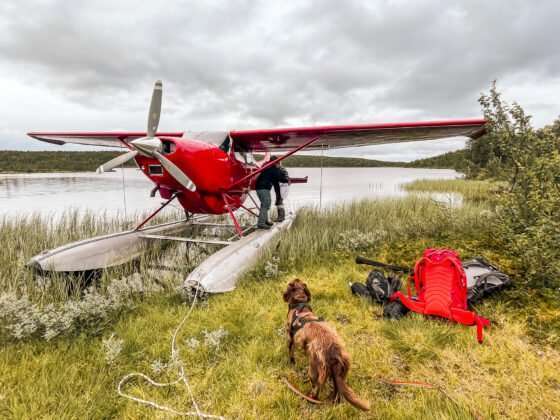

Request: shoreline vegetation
left=1, top=85, right=559, bottom=418
left=1, top=182, right=558, bottom=418
left=0, top=149, right=467, bottom=173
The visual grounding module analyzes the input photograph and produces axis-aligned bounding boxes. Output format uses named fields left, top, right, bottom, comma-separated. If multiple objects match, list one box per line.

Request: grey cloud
left=1, top=0, right=559, bottom=157
left=293, top=1, right=560, bottom=117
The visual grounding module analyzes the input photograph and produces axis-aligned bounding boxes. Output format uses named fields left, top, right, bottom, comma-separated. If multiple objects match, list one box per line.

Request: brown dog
left=283, top=279, right=370, bottom=411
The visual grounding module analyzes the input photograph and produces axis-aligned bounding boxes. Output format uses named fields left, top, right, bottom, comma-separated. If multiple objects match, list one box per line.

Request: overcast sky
left=1, top=0, right=559, bottom=161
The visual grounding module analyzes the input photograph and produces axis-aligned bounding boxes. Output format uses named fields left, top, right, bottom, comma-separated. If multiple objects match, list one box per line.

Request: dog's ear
left=303, top=283, right=311, bottom=302
left=283, top=283, right=292, bottom=302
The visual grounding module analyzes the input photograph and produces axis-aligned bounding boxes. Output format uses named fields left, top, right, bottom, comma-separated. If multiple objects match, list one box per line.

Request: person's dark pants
left=256, top=189, right=271, bottom=227
left=275, top=197, right=285, bottom=222
left=275, top=183, right=288, bottom=222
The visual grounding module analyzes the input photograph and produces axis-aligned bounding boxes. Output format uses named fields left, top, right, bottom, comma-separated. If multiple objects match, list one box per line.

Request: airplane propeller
left=95, top=150, right=138, bottom=174
left=147, top=80, right=162, bottom=138
left=96, top=80, right=196, bottom=192
left=153, top=151, right=196, bottom=191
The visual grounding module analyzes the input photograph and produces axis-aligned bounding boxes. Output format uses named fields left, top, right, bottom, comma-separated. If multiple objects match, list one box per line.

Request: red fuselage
left=136, top=137, right=252, bottom=214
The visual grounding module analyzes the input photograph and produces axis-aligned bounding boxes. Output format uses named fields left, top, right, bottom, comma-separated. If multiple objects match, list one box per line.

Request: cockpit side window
left=219, top=136, right=231, bottom=153
left=161, top=141, right=176, bottom=155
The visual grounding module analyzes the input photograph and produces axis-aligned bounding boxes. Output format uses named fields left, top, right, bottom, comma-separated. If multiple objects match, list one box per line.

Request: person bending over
left=273, top=160, right=290, bottom=222
left=255, top=156, right=284, bottom=229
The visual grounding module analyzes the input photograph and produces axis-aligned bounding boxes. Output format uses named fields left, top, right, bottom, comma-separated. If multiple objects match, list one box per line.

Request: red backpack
left=390, top=248, right=490, bottom=343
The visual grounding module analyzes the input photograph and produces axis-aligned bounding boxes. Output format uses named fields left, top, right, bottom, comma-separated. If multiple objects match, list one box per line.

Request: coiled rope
left=117, top=286, right=224, bottom=419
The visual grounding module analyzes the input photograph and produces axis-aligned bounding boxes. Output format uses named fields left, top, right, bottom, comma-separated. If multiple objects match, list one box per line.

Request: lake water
left=0, top=168, right=461, bottom=219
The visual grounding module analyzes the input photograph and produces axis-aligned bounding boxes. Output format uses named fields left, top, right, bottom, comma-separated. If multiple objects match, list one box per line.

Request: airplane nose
left=131, top=137, right=161, bottom=155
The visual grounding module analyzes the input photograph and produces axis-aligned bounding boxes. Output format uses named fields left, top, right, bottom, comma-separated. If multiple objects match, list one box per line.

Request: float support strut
left=134, top=193, right=178, bottom=231
left=239, top=203, right=258, bottom=217
left=248, top=192, right=260, bottom=211
left=222, top=193, right=244, bottom=237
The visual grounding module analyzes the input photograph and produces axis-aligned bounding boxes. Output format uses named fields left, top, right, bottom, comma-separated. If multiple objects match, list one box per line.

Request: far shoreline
left=0, top=166, right=461, bottom=176
left=0, top=149, right=467, bottom=173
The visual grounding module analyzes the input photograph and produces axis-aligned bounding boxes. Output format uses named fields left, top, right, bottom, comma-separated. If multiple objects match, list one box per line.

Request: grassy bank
left=1, top=186, right=559, bottom=418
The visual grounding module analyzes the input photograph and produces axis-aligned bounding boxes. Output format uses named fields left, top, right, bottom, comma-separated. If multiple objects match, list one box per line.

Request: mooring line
left=117, top=287, right=224, bottom=419
left=120, top=164, right=127, bottom=219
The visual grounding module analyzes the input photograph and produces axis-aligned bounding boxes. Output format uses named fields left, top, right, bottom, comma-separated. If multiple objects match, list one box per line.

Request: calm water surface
left=0, top=168, right=460, bottom=218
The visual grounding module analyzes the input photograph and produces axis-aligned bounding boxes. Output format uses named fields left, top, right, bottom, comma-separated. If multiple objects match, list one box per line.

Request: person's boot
left=276, top=207, right=285, bottom=222
left=266, top=220, right=274, bottom=226
left=257, top=224, right=271, bottom=230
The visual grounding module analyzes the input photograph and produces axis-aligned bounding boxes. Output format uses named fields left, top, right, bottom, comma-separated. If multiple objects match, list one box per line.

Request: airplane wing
left=229, top=119, right=486, bottom=152
left=28, top=119, right=486, bottom=151
left=27, top=131, right=184, bottom=148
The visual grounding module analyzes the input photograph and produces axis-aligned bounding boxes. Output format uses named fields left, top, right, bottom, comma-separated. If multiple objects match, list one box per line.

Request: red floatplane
left=26, top=81, right=486, bottom=292
left=28, top=80, right=485, bottom=236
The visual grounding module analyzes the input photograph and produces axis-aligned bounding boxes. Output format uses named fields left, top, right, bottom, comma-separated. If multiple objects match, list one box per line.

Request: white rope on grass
left=117, top=286, right=224, bottom=419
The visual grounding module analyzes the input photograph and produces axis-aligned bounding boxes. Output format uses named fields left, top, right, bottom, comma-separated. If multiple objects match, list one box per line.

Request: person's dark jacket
left=255, top=165, right=288, bottom=191
left=277, top=166, right=289, bottom=183
left=273, top=166, right=290, bottom=205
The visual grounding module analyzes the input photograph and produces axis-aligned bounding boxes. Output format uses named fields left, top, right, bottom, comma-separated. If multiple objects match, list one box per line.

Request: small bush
left=0, top=274, right=163, bottom=342
left=476, top=83, right=560, bottom=289
left=102, top=333, right=124, bottom=365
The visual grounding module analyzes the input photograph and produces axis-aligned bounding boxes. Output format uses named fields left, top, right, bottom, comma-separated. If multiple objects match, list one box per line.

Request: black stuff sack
left=350, top=270, right=402, bottom=304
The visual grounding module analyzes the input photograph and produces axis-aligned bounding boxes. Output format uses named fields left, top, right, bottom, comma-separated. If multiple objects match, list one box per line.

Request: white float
left=27, top=219, right=195, bottom=272
left=184, top=213, right=294, bottom=294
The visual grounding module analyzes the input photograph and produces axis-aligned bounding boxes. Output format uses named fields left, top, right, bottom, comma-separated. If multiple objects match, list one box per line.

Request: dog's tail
left=330, top=349, right=370, bottom=411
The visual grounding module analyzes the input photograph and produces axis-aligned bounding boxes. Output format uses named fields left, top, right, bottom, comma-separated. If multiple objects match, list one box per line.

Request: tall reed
left=0, top=209, right=188, bottom=302
left=254, top=196, right=493, bottom=274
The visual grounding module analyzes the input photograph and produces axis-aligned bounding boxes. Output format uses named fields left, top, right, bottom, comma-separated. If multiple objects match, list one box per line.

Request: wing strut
left=227, top=136, right=320, bottom=190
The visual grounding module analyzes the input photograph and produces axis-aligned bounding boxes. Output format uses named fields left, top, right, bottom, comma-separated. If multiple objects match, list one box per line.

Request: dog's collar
left=289, top=303, right=324, bottom=338
left=290, top=314, right=324, bottom=337
left=289, top=302, right=311, bottom=311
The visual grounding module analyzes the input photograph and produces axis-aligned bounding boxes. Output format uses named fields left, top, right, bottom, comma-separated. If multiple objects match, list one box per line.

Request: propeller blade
left=147, top=80, right=162, bottom=137
left=130, top=136, right=160, bottom=156
left=95, top=150, right=138, bottom=173
left=153, top=151, right=196, bottom=191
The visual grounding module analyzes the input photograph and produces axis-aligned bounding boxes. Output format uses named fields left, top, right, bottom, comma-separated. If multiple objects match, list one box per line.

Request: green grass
left=5, top=262, right=559, bottom=419
left=1, top=189, right=559, bottom=418
left=403, top=179, right=502, bottom=203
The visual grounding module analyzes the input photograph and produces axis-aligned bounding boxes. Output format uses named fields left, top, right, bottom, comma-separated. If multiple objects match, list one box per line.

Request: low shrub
left=0, top=274, right=163, bottom=342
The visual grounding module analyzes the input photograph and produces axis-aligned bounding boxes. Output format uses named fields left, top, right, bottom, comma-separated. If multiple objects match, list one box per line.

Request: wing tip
left=27, top=132, right=66, bottom=145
